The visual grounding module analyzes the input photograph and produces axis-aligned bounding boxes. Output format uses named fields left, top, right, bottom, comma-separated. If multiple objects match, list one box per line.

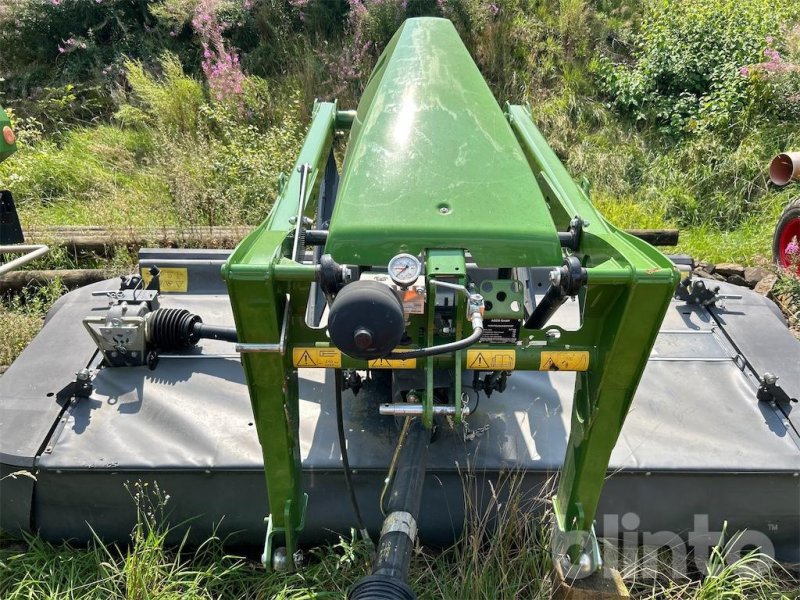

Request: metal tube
left=0, top=244, right=49, bottom=276
left=273, top=261, right=318, bottom=282
left=192, top=322, right=238, bottom=343
left=291, top=164, right=312, bottom=262
left=379, top=403, right=471, bottom=416
left=524, top=284, right=566, bottom=329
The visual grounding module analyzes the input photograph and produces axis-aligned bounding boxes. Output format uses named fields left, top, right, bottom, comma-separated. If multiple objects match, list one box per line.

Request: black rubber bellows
left=328, top=280, right=405, bottom=360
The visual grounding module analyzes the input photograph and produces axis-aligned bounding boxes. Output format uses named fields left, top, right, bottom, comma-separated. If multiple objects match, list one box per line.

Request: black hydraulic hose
left=334, top=369, right=370, bottom=543
left=348, top=418, right=430, bottom=600
left=386, top=325, right=483, bottom=360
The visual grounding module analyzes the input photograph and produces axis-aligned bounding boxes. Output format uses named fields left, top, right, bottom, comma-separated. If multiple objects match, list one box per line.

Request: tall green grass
left=1, top=476, right=797, bottom=599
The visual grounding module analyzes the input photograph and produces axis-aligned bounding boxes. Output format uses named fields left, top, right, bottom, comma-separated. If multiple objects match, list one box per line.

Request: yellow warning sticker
left=539, top=351, right=590, bottom=372
left=140, top=267, right=188, bottom=293
left=466, top=349, right=516, bottom=370
left=368, top=357, right=418, bottom=369
left=292, top=347, right=342, bottom=368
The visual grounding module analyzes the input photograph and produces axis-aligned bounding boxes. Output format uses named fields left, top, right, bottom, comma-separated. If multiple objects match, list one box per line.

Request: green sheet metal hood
left=325, top=18, right=563, bottom=268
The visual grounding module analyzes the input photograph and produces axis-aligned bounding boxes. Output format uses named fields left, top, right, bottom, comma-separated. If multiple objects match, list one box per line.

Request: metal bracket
left=236, top=299, right=290, bottom=354
left=261, top=492, right=308, bottom=572
left=551, top=497, right=603, bottom=580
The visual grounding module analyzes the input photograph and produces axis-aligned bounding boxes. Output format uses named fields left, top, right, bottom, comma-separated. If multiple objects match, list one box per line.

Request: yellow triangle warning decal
left=292, top=348, right=342, bottom=368
left=296, top=351, right=316, bottom=367
left=467, top=352, right=491, bottom=369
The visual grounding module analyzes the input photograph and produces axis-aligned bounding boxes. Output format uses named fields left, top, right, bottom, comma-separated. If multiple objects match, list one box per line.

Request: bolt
left=272, top=547, right=289, bottom=571
left=76, top=368, right=91, bottom=381
left=763, top=372, right=778, bottom=385
left=549, top=268, right=561, bottom=287
left=439, top=206, right=449, bottom=214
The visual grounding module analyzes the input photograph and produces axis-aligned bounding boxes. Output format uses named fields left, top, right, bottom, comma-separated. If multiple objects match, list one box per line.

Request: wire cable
left=378, top=415, right=412, bottom=516
left=334, top=369, right=371, bottom=545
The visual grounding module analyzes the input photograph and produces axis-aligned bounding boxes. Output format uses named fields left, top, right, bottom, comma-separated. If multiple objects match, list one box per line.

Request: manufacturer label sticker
left=480, top=319, right=521, bottom=344
left=466, top=349, right=516, bottom=370
left=292, top=348, right=342, bottom=368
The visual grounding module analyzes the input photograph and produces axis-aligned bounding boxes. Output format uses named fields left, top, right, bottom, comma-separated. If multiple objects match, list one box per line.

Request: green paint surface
left=325, top=18, right=562, bottom=268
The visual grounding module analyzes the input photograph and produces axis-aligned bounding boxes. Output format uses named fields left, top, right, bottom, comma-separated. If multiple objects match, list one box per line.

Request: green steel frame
left=223, top=18, right=678, bottom=572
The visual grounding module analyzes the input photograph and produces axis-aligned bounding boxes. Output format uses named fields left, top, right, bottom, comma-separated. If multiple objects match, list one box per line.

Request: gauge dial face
left=388, top=253, right=422, bottom=286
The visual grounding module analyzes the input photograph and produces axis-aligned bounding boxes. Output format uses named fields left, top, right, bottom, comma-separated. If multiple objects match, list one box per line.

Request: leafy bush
left=0, top=0, right=179, bottom=112
left=120, top=54, right=303, bottom=227
left=596, top=0, right=793, bottom=136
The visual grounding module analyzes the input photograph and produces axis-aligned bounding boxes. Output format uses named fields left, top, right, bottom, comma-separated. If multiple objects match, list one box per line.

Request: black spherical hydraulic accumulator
left=328, top=280, right=405, bottom=360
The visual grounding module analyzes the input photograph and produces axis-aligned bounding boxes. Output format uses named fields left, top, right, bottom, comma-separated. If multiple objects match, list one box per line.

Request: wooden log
left=0, top=269, right=110, bottom=294
left=24, top=225, right=681, bottom=253
left=24, top=226, right=251, bottom=256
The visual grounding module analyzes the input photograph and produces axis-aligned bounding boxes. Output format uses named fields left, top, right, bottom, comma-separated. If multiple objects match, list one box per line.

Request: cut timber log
left=25, top=226, right=252, bottom=257
left=23, top=226, right=679, bottom=256
left=0, top=269, right=109, bottom=294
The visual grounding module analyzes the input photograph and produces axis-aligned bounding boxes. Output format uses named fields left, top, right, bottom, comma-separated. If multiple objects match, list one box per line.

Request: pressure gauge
left=387, top=253, right=422, bottom=287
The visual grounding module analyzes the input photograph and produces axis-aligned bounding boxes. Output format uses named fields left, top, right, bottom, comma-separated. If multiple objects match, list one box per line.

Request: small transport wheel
left=773, top=198, right=800, bottom=276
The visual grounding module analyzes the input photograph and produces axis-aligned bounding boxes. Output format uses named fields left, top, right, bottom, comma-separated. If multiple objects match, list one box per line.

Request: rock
left=715, top=263, right=745, bottom=277
left=743, top=266, right=769, bottom=288
left=694, top=269, right=725, bottom=281
left=727, top=274, right=748, bottom=287
left=755, top=274, right=778, bottom=297
left=697, top=261, right=715, bottom=274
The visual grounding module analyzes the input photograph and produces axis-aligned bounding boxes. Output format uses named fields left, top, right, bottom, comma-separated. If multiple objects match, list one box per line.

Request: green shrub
left=120, top=54, right=304, bottom=227
left=596, top=0, right=793, bottom=136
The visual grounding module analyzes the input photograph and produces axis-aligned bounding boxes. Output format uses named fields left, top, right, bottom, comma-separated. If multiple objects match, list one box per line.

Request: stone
left=755, top=274, right=778, bottom=297
left=743, top=266, right=770, bottom=288
left=727, top=274, right=748, bottom=287
left=694, top=269, right=725, bottom=282
left=697, top=261, right=715, bottom=274
left=715, top=263, right=745, bottom=277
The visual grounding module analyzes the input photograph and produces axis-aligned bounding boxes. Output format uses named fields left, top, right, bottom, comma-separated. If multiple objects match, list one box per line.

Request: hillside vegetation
left=0, top=0, right=798, bottom=263
left=1, top=2, right=800, bottom=598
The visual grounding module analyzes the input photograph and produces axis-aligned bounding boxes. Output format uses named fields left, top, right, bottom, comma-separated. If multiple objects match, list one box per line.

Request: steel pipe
left=0, top=244, right=49, bottom=276
left=379, top=403, right=471, bottom=416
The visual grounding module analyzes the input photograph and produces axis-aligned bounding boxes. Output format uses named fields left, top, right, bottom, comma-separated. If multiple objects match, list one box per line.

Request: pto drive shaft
left=348, top=418, right=431, bottom=600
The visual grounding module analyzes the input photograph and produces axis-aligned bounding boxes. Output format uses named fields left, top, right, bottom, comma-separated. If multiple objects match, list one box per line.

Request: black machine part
left=525, top=256, right=586, bottom=329
left=328, top=280, right=406, bottom=359
left=147, top=308, right=238, bottom=351
left=0, top=190, right=24, bottom=245
left=348, top=418, right=430, bottom=600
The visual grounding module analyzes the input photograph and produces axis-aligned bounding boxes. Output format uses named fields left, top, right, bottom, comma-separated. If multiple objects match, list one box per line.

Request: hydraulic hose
left=386, top=324, right=483, bottom=360
left=334, top=369, right=370, bottom=544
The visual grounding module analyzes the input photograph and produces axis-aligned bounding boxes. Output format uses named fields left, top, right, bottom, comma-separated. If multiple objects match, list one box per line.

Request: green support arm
left=221, top=101, right=339, bottom=570
left=508, top=104, right=680, bottom=574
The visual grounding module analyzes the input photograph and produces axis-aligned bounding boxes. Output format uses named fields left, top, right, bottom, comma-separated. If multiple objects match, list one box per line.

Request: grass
left=0, top=278, right=66, bottom=367
left=1, top=477, right=797, bottom=600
